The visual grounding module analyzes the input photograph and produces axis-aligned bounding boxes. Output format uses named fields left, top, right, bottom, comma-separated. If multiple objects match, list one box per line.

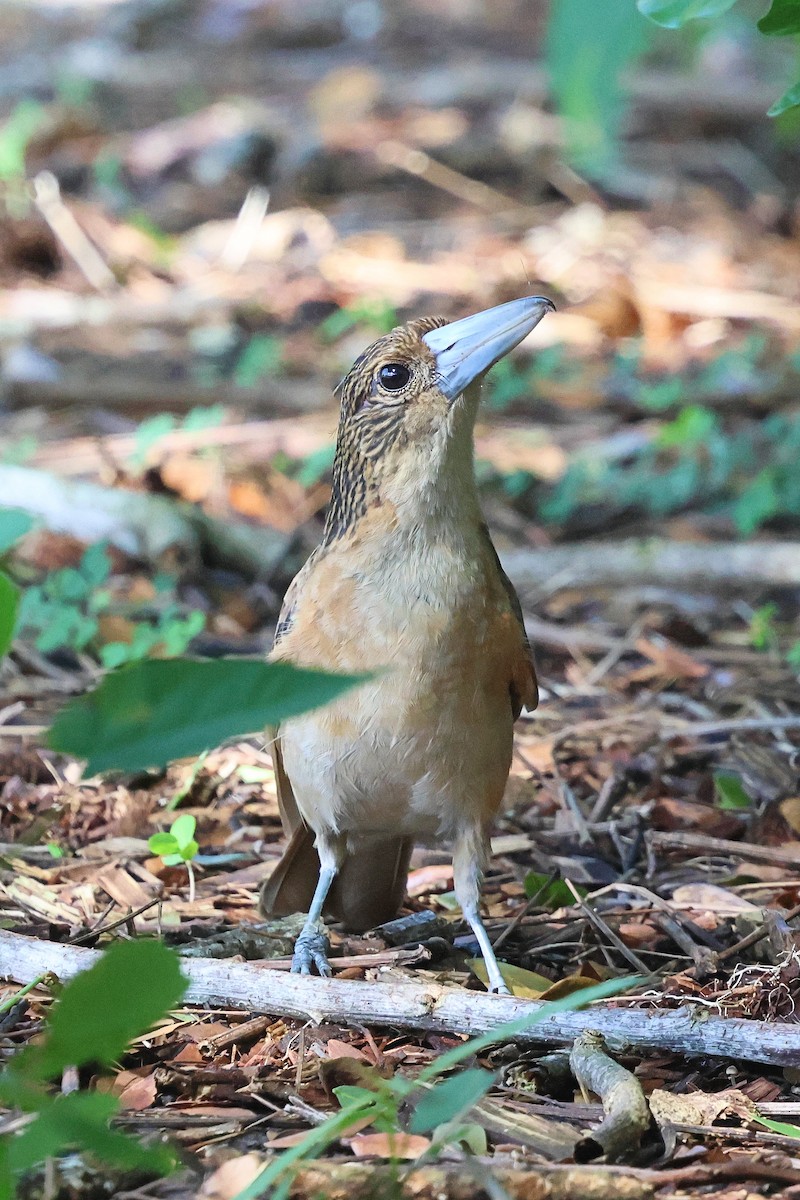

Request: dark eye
left=378, top=363, right=411, bottom=392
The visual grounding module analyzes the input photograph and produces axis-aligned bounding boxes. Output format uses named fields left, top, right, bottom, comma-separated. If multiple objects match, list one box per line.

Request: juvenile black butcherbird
left=261, top=296, right=554, bottom=993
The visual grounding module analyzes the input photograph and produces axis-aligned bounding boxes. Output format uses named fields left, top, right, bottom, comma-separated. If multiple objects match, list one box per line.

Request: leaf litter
left=1, top=0, right=800, bottom=1196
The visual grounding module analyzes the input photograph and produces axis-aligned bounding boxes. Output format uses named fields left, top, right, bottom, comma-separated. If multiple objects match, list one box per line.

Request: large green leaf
left=48, top=658, right=370, bottom=775
left=546, top=0, right=649, bottom=175
left=409, top=1067, right=495, bottom=1134
left=6, top=1091, right=177, bottom=1177
left=0, top=509, right=33, bottom=555
left=0, top=572, right=19, bottom=657
left=769, top=79, right=800, bottom=115
left=758, top=0, right=800, bottom=35
left=24, top=939, right=186, bottom=1079
left=637, top=0, right=738, bottom=28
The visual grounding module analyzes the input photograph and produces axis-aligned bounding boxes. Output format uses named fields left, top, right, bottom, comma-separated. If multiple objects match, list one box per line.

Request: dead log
left=3, top=930, right=800, bottom=1067
left=501, top=539, right=800, bottom=592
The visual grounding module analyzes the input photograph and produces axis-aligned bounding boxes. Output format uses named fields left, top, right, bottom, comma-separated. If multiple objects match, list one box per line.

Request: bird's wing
left=482, top=525, right=538, bottom=718
left=263, top=552, right=413, bottom=931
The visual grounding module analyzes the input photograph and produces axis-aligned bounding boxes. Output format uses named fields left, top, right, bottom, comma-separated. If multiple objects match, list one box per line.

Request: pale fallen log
left=501, top=539, right=800, bottom=592
left=3, top=930, right=800, bottom=1067
left=1, top=465, right=287, bottom=575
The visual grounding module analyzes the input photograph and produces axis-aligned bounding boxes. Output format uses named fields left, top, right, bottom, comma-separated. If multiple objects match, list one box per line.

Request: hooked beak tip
left=422, top=295, right=555, bottom=402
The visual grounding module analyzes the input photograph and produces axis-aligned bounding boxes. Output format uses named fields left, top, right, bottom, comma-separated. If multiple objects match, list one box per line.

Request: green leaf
left=79, top=542, right=112, bottom=588
left=546, top=0, right=649, bottom=175
left=409, top=1068, right=495, bottom=1134
left=23, top=939, right=186, bottom=1078
left=169, top=813, right=197, bottom=851
left=148, top=832, right=179, bottom=856
left=332, top=1085, right=382, bottom=1109
left=0, top=572, right=20, bottom=657
left=234, top=335, right=283, bottom=387
left=758, top=0, right=800, bottom=35
left=7, top=1091, right=177, bottom=1176
left=769, top=80, right=800, bottom=116
left=524, top=871, right=583, bottom=909
left=733, top=470, right=780, bottom=534
left=161, top=852, right=186, bottom=866
left=0, top=508, right=34, bottom=554
left=637, top=0, right=738, bottom=27
left=48, top=658, right=371, bottom=776
left=753, top=1114, right=800, bottom=1137
left=714, top=772, right=752, bottom=811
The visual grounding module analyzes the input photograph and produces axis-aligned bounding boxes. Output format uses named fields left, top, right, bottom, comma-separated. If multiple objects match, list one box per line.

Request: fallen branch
left=208, top=1158, right=658, bottom=1200
left=648, top=830, right=800, bottom=870
left=0, top=465, right=288, bottom=576
left=569, top=1031, right=652, bottom=1162
left=4, top=930, right=800, bottom=1067
left=501, top=539, right=800, bottom=592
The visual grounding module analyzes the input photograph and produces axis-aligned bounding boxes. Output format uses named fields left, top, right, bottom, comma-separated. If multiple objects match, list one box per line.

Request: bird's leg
left=291, top=837, right=342, bottom=977
left=453, top=829, right=510, bottom=996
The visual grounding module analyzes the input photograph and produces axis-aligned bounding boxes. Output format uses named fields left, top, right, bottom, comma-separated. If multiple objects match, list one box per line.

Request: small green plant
left=232, top=974, right=639, bottom=1200
left=714, top=771, right=752, bottom=811
left=15, top=542, right=206, bottom=666
left=149, top=814, right=200, bottom=901
left=749, top=603, right=780, bottom=652
left=0, top=100, right=46, bottom=214
left=130, top=405, right=225, bottom=468
left=233, top=335, right=283, bottom=387
left=0, top=509, right=35, bottom=661
left=524, top=871, right=586, bottom=909
left=0, top=940, right=186, bottom=1199
left=319, top=298, right=399, bottom=342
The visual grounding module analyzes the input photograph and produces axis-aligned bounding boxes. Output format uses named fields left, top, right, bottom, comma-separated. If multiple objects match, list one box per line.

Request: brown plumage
left=260, top=296, right=553, bottom=991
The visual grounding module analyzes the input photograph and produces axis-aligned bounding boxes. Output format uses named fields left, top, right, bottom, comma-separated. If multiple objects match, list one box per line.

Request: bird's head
left=324, top=295, right=554, bottom=542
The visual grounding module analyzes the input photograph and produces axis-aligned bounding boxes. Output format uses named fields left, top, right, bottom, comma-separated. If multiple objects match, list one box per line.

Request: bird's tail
left=259, top=826, right=413, bottom=933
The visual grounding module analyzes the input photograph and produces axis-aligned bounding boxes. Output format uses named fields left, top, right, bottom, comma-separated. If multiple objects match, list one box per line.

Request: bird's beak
left=422, top=295, right=555, bottom=403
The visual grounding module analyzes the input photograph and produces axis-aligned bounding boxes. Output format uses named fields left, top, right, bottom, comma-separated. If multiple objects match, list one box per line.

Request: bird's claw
left=291, top=927, right=332, bottom=977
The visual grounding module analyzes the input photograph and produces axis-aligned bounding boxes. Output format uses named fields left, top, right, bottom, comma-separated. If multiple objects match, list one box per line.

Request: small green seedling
left=148, top=814, right=199, bottom=902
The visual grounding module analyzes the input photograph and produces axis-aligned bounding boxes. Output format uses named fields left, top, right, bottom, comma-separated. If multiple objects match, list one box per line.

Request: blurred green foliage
left=546, top=0, right=650, bottom=175
left=546, top=0, right=800, bottom=177
left=0, top=941, right=185, bottom=1198
left=15, top=543, right=206, bottom=667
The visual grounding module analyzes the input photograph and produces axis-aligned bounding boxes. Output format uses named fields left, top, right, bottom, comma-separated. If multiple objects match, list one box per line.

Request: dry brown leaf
left=539, top=973, right=605, bottom=1001
left=348, top=1132, right=431, bottom=1159
left=670, top=884, right=759, bottom=915
left=618, top=921, right=659, bottom=948
left=117, top=1072, right=158, bottom=1111
left=406, top=863, right=454, bottom=897
left=649, top=1087, right=756, bottom=1128
left=200, top=1153, right=263, bottom=1199
left=325, top=1038, right=368, bottom=1061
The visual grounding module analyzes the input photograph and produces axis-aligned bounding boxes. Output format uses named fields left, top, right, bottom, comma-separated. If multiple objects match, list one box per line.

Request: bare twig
left=565, top=880, right=651, bottom=977
left=33, top=172, right=117, bottom=293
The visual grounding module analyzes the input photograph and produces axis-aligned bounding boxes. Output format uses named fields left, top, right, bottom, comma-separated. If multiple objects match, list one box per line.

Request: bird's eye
left=378, top=363, right=411, bottom=392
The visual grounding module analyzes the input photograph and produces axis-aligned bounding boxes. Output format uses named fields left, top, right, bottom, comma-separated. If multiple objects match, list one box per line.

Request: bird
left=259, top=295, right=554, bottom=993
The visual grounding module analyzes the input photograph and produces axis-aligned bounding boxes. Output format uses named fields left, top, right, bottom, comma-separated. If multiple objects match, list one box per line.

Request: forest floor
left=2, top=2, right=800, bottom=1197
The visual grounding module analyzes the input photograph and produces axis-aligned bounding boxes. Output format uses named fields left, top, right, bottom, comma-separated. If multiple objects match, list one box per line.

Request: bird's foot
left=291, top=925, right=332, bottom=977
left=488, top=979, right=511, bottom=996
